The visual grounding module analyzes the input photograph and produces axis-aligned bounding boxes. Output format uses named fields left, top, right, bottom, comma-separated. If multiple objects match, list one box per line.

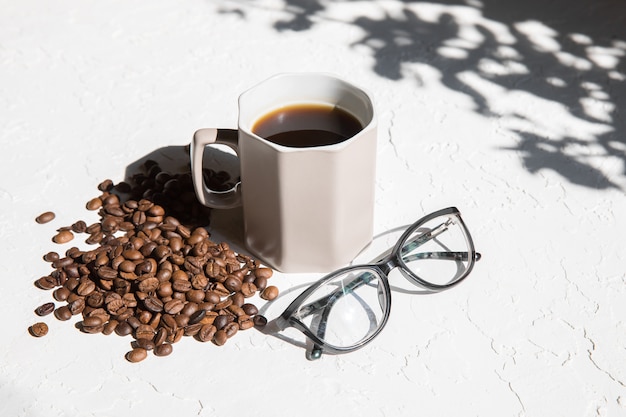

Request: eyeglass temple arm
left=403, top=251, right=482, bottom=262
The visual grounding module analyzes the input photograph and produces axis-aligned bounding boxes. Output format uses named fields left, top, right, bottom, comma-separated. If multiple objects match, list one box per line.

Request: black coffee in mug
left=251, top=103, right=363, bottom=148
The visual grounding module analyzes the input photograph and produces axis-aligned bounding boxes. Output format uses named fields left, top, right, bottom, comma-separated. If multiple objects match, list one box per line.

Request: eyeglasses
left=270, top=207, right=481, bottom=360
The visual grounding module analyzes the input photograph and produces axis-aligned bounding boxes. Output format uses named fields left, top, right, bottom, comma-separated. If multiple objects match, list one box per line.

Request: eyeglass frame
left=271, top=206, right=482, bottom=360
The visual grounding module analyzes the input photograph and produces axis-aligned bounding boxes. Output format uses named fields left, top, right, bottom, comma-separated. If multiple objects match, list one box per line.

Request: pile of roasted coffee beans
left=29, top=159, right=278, bottom=362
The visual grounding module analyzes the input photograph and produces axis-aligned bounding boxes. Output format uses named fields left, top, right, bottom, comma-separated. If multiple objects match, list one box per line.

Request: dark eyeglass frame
left=272, top=207, right=482, bottom=360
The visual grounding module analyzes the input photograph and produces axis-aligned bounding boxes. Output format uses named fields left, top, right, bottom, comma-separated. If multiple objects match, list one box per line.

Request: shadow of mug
left=122, top=135, right=250, bottom=255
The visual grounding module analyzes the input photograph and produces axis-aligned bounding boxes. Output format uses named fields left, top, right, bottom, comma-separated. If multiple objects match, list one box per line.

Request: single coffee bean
left=240, top=282, right=257, bottom=298
left=154, top=343, right=173, bottom=357
left=254, top=267, right=273, bottom=279
left=81, top=315, right=104, bottom=330
left=29, top=322, right=49, bottom=337
left=52, top=230, right=74, bottom=244
left=52, top=257, right=73, bottom=269
left=190, top=274, right=208, bottom=290
left=188, top=310, right=206, bottom=325
left=213, top=314, right=231, bottom=330
left=227, top=304, right=245, bottom=317
left=158, top=313, right=174, bottom=329
left=253, top=276, right=268, bottom=292
left=154, top=327, right=168, bottom=346
left=175, top=314, right=190, bottom=328
left=106, top=298, right=127, bottom=315
left=114, top=181, right=132, bottom=193
left=68, top=297, right=86, bottom=315
left=36, top=211, right=56, bottom=224
left=197, top=324, right=216, bottom=342
left=230, top=291, right=245, bottom=307
left=133, top=338, right=155, bottom=351
left=143, top=296, right=164, bottom=313
left=43, top=251, right=60, bottom=262
left=35, top=302, right=55, bottom=316
left=71, top=220, right=87, bottom=233
left=122, top=248, right=142, bottom=261
left=213, top=329, right=228, bottom=346
left=180, top=302, right=199, bottom=317
left=137, top=199, right=153, bottom=212
left=134, top=258, right=154, bottom=275
left=122, top=293, right=137, bottom=308
left=260, top=286, right=279, bottom=301
left=126, top=348, right=148, bottom=363
left=54, top=305, right=72, bottom=321
left=186, top=289, right=205, bottom=304
left=64, top=276, right=79, bottom=292
left=63, top=263, right=80, bottom=278
left=115, top=321, right=133, bottom=336
left=52, top=287, right=71, bottom=301
left=118, top=260, right=136, bottom=273
left=137, top=310, right=152, bottom=324
left=242, top=303, right=258, bottom=316
left=215, top=298, right=232, bottom=310
left=253, top=315, right=268, bottom=327
left=126, top=316, right=142, bottom=329
left=86, top=291, right=104, bottom=308
left=98, top=179, right=114, bottom=191
left=238, top=315, right=255, bottom=330
left=135, top=324, right=155, bottom=340
left=103, top=319, right=119, bottom=335
left=76, top=280, right=96, bottom=296
left=97, top=266, right=118, bottom=280
left=224, top=275, right=242, bottom=293
left=223, top=322, right=239, bottom=338
left=172, top=279, right=192, bottom=293
left=138, top=277, right=159, bottom=293
left=86, top=308, right=110, bottom=323
left=85, top=232, right=104, bottom=245
left=204, top=291, right=221, bottom=305
left=184, top=322, right=203, bottom=337
left=164, top=299, right=185, bottom=315
left=35, top=275, right=56, bottom=290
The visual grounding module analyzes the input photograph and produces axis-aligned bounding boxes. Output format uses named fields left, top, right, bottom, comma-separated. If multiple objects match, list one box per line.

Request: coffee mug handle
left=191, top=128, right=242, bottom=209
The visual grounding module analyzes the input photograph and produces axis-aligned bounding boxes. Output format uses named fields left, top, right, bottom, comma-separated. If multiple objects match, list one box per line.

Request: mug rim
left=238, top=72, right=376, bottom=152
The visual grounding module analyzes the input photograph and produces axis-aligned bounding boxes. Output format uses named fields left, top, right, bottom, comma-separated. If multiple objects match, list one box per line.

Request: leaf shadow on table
left=222, top=0, right=626, bottom=190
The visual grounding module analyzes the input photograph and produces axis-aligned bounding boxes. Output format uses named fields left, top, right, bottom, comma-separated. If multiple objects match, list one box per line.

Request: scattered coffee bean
left=43, top=251, right=60, bottom=262
left=154, top=343, right=173, bottom=357
left=31, top=161, right=279, bottom=362
left=54, top=305, right=72, bottom=321
left=260, top=286, right=279, bottom=301
left=36, top=211, right=56, bottom=224
left=29, top=322, right=49, bottom=337
left=126, top=347, right=148, bottom=363
left=213, top=330, right=228, bottom=346
left=71, top=220, right=87, bottom=233
left=115, top=321, right=133, bottom=336
left=52, top=230, right=74, bottom=244
left=253, top=315, right=268, bottom=327
left=35, top=302, right=55, bottom=316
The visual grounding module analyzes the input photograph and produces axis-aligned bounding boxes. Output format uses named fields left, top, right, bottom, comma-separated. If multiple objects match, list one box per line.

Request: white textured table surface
left=2, top=1, right=625, bottom=416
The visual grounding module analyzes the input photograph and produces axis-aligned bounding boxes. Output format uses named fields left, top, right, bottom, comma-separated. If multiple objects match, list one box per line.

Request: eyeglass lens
left=400, top=214, right=473, bottom=287
left=291, top=267, right=387, bottom=350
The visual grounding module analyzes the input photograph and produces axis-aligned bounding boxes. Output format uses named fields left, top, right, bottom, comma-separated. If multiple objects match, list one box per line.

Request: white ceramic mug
left=190, top=73, right=377, bottom=272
